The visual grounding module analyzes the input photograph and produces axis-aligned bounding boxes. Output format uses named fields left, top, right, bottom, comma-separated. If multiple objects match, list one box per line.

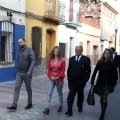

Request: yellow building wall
left=25, top=0, right=58, bottom=58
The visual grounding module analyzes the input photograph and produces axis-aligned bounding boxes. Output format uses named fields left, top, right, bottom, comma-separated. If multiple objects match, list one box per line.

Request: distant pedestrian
left=65, top=46, right=91, bottom=116
left=91, top=49, right=116, bottom=120
left=43, top=46, right=65, bottom=115
left=7, top=38, right=35, bottom=110
left=110, top=47, right=120, bottom=82
left=110, top=47, right=120, bottom=84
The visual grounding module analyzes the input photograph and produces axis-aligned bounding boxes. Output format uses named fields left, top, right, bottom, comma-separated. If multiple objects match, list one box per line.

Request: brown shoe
left=57, top=106, right=62, bottom=112
left=43, top=108, right=49, bottom=115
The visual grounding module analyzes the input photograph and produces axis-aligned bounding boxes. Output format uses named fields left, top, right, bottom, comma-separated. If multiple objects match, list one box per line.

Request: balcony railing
left=60, top=8, right=81, bottom=28
left=68, top=9, right=79, bottom=23
left=44, top=0, right=66, bottom=22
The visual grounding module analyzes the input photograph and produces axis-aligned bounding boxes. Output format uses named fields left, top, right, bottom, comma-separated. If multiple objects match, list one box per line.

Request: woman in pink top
left=43, top=46, right=65, bottom=115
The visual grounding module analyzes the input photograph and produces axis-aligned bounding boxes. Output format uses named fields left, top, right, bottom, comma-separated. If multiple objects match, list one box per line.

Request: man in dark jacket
left=110, top=47, right=120, bottom=84
left=7, top=38, right=35, bottom=110
left=65, top=46, right=91, bottom=116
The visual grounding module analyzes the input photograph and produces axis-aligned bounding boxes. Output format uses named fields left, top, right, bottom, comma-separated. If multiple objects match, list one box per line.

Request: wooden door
left=46, top=31, right=51, bottom=69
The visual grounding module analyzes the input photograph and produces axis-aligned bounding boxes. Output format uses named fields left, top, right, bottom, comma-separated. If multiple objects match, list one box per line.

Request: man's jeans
left=45, top=80, right=64, bottom=109
left=12, top=72, right=32, bottom=107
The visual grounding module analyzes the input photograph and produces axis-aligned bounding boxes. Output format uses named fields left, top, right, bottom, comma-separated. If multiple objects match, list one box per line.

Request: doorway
left=93, top=46, right=98, bottom=65
left=46, top=29, right=55, bottom=69
left=69, top=37, right=74, bottom=58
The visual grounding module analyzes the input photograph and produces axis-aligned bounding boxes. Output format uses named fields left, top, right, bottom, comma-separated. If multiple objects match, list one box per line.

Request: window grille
left=0, top=21, right=13, bottom=65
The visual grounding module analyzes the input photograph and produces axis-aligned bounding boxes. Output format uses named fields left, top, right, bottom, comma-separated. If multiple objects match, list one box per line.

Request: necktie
left=76, top=56, right=79, bottom=62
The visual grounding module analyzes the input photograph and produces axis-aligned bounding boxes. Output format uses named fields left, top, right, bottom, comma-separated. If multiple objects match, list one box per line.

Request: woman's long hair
left=49, top=46, right=61, bottom=59
left=98, top=49, right=113, bottom=63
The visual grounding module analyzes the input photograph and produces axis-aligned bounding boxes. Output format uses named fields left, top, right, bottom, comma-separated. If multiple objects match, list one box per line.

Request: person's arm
left=112, top=63, right=118, bottom=86
left=56, top=58, right=65, bottom=80
left=85, top=58, right=91, bottom=82
left=28, top=48, right=35, bottom=74
left=67, top=58, right=71, bottom=78
left=91, top=61, right=99, bottom=85
left=118, top=55, right=120, bottom=74
left=48, top=59, right=52, bottom=79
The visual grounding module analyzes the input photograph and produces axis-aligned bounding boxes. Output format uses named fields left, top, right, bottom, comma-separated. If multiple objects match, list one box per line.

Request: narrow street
left=0, top=73, right=120, bottom=120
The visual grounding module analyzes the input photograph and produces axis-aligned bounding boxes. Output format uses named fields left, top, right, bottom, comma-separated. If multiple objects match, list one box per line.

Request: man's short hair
left=110, top=47, right=115, bottom=52
left=21, top=38, right=25, bottom=41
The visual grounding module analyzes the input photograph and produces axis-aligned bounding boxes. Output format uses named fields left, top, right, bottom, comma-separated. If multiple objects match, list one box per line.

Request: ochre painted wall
left=25, top=0, right=58, bottom=58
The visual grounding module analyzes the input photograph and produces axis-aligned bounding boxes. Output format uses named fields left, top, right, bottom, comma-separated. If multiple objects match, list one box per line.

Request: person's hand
left=50, top=76, right=60, bottom=80
left=27, top=72, right=31, bottom=76
left=54, top=77, right=60, bottom=80
left=51, top=76, right=56, bottom=80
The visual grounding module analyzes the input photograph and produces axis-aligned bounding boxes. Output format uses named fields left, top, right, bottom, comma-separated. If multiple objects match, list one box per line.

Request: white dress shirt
left=76, top=55, right=82, bottom=62
left=112, top=54, right=115, bottom=60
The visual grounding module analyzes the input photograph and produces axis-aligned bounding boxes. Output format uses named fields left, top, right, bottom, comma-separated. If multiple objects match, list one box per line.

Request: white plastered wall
left=0, top=0, right=25, bottom=25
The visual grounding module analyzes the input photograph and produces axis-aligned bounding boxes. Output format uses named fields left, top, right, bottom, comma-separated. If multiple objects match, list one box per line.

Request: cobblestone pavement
left=0, top=73, right=120, bottom=120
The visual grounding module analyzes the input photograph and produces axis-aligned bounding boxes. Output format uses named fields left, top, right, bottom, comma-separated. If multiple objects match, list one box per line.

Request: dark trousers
left=67, top=81, right=86, bottom=112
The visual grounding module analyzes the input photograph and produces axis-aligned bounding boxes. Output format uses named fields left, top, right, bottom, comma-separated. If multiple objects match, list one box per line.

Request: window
left=69, top=0, right=73, bottom=22
left=0, top=21, right=13, bottom=65
left=59, top=43, right=65, bottom=58
left=58, top=1, right=66, bottom=19
left=47, top=0, right=56, bottom=14
left=103, top=6, right=105, bottom=13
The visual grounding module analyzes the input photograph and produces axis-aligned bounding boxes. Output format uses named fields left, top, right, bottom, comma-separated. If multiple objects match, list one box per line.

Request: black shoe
left=99, top=114, right=104, bottom=120
left=57, top=106, right=62, bottom=112
left=78, top=108, right=83, bottom=112
left=43, top=108, right=49, bottom=115
left=6, top=106, right=17, bottom=110
left=25, top=104, right=32, bottom=110
left=65, top=111, right=73, bottom=116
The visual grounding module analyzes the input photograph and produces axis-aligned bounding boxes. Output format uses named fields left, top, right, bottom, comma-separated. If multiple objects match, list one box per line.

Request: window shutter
left=59, top=43, right=65, bottom=58
left=69, top=0, right=73, bottom=22
left=32, top=26, right=42, bottom=63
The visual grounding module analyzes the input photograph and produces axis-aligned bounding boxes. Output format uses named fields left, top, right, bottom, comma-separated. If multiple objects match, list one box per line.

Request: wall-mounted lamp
left=7, top=11, right=13, bottom=22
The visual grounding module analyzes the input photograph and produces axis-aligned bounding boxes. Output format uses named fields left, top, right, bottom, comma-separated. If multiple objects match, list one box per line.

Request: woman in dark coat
left=91, top=49, right=116, bottom=120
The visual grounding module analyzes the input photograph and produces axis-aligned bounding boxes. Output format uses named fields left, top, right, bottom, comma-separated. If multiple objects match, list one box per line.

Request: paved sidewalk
left=0, top=74, right=120, bottom=120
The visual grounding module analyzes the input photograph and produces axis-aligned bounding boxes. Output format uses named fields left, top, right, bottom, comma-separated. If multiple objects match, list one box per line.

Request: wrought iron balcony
left=60, top=8, right=81, bottom=28
left=44, top=0, right=66, bottom=22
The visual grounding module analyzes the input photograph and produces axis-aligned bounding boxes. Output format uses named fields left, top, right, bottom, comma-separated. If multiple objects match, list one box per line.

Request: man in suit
left=65, top=46, right=91, bottom=116
left=110, top=47, right=120, bottom=84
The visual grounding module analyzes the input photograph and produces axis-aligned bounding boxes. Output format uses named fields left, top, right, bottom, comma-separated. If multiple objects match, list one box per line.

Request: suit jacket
left=113, top=54, right=120, bottom=81
left=67, top=55, right=91, bottom=83
left=113, top=54, right=120, bottom=67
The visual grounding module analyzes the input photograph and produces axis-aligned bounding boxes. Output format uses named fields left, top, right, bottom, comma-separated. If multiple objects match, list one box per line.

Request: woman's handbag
left=87, top=85, right=95, bottom=105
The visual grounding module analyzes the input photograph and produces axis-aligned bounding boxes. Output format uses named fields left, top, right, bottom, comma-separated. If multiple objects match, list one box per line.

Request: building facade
left=78, top=0, right=119, bottom=66
left=58, top=0, right=81, bottom=64
left=0, top=0, right=25, bottom=82
left=25, top=0, right=66, bottom=75
left=101, top=0, right=119, bottom=52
